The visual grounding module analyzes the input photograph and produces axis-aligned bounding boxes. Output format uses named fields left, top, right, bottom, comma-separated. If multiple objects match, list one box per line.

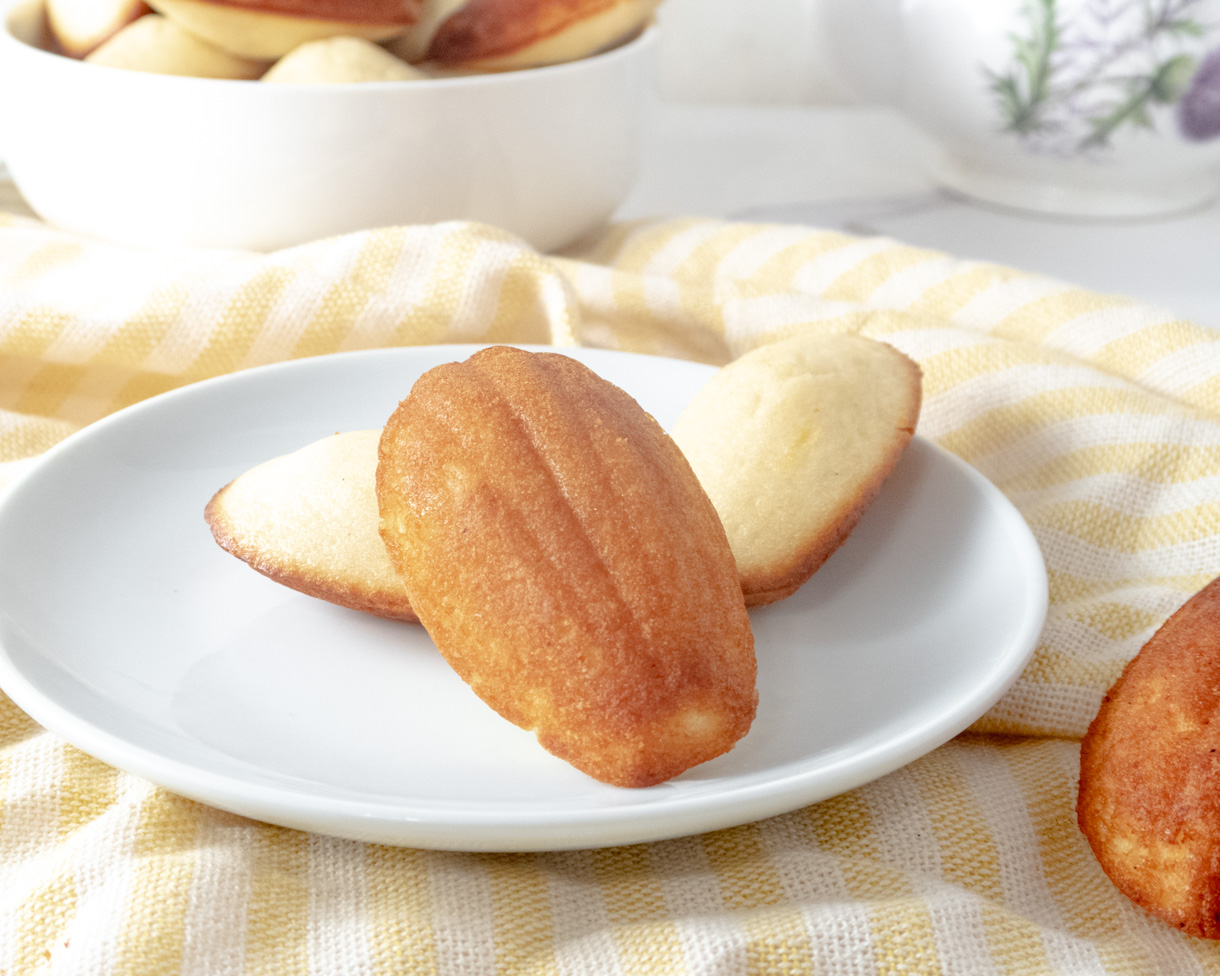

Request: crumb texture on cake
left=1078, top=575, right=1220, bottom=939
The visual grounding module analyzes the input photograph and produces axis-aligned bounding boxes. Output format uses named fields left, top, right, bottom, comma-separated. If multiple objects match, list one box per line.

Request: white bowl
left=0, top=1, right=655, bottom=251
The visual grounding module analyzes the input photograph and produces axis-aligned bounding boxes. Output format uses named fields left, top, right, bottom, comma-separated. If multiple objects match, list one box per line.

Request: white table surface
left=619, top=101, right=1220, bottom=330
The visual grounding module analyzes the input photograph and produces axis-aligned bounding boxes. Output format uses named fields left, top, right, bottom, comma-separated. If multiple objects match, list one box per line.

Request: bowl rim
left=1, top=0, right=658, bottom=91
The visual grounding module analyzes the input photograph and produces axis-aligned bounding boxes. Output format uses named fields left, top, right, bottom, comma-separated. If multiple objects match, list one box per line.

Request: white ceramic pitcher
left=813, top=0, right=1220, bottom=216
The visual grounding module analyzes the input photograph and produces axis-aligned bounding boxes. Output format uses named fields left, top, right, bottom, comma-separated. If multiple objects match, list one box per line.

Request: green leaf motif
left=992, top=0, right=1060, bottom=134
left=989, top=0, right=1210, bottom=153
left=1150, top=54, right=1199, bottom=102
left=1164, top=18, right=1206, bottom=36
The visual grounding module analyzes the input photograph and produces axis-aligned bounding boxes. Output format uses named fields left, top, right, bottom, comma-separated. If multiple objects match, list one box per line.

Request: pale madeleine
left=263, top=36, right=424, bottom=83
left=205, top=430, right=417, bottom=622
left=45, top=0, right=148, bottom=58
left=85, top=13, right=266, bottom=77
left=147, top=0, right=417, bottom=59
left=670, top=333, right=922, bottom=606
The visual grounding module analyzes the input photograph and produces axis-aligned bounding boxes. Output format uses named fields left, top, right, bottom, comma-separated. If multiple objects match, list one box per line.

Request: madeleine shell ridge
left=376, top=345, right=757, bottom=788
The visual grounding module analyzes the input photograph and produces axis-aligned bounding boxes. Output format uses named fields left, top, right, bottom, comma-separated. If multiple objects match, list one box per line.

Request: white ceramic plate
left=0, top=344, right=1047, bottom=851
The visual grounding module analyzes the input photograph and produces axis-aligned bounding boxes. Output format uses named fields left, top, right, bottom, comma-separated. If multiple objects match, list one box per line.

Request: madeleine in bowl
left=391, top=0, right=659, bottom=70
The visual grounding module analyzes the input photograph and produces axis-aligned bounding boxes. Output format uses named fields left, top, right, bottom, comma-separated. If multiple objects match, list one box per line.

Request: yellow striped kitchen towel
left=3, top=203, right=1220, bottom=975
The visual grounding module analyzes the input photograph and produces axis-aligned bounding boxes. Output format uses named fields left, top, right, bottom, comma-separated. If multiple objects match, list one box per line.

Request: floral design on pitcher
left=988, top=0, right=1216, bottom=155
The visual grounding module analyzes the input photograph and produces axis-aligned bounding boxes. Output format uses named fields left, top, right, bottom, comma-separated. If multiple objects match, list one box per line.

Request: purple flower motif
left=1179, top=48, right=1220, bottom=141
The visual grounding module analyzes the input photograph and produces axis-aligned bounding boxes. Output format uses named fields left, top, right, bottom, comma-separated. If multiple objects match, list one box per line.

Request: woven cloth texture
left=2, top=201, right=1219, bottom=975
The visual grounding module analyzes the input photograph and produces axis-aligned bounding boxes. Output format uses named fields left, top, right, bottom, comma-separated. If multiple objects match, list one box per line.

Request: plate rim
left=0, top=343, right=1049, bottom=851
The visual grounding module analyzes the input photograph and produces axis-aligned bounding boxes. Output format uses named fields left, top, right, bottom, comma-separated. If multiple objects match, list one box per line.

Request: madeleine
left=376, top=346, right=757, bottom=787
left=671, top=333, right=922, bottom=606
left=419, top=0, right=657, bottom=70
left=206, top=430, right=417, bottom=622
left=1079, top=576, right=1220, bottom=938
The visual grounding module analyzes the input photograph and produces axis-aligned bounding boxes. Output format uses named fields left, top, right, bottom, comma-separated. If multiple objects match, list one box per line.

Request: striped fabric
left=2, top=204, right=1219, bottom=974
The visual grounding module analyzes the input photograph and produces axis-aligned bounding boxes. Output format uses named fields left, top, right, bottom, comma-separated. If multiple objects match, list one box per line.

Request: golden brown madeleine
left=262, top=36, right=425, bottom=83
left=671, top=334, right=922, bottom=607
left=206, top=430, right=418, bottom=623
left=426, top=0, right=657, bottom=69
left=1079, top=576, right=1220, bottom=938
left=376, top=346, right=757, bottom=788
